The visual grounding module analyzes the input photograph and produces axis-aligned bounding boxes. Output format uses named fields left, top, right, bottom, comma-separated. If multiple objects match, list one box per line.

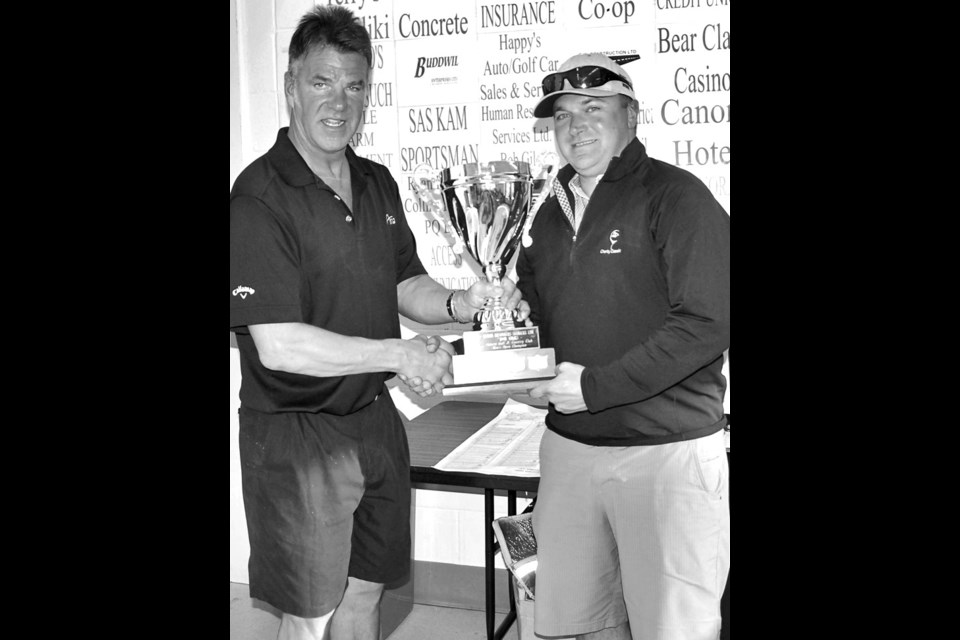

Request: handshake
left=395, top=334, right=460, bottom=397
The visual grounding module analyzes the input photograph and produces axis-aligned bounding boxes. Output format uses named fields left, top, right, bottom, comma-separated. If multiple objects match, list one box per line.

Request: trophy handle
left=522, top=154, right=561, bottom=248
left=411, top=163, right=444, bottom=215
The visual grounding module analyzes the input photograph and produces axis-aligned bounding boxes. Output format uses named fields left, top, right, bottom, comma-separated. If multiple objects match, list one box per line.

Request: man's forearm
left=397, top=274, right=478, bottom=324
left=249, top=322, right=410, bottom=377
left=582, top=314, right=729, bottom=412
left=397, top=273, right=527, bottom=325
left=397, top=274, right=455, bottom=324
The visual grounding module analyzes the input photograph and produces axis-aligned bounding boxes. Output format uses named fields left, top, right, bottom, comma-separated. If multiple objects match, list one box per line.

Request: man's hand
left=463, top=276, right=531, bottom=324
left=396, top=335, right=455, bottom=397
left=422, top=334, right=456, bottom=356
left=528, top=362, right=587, bottom=413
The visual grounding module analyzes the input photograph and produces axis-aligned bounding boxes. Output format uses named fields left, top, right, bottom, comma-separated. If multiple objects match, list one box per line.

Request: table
left=403, top=400, right=535, bottom=640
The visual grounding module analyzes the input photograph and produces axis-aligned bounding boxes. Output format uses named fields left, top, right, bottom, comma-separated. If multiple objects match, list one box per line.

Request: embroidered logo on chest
left=600, top=229, right=622, bottom=254
left=232, top=286, right=255, bottom=299
left=385, top=213, right=396, bottom=225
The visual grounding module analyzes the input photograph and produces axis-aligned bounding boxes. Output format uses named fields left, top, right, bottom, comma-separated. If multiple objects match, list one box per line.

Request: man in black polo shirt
left=229, top=7, right=528, bottom=640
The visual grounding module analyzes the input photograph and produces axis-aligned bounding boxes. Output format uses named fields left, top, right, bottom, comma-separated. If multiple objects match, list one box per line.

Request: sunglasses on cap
left=541, top=65, right=633, bottom=96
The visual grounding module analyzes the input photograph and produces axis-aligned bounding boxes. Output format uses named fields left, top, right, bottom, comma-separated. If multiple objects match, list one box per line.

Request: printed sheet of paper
left=434, top=399, right=548, bottom=477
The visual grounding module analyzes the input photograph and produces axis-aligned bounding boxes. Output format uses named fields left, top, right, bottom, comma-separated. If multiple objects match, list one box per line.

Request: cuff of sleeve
left=581, top=360, right=648, bottom=412
left=230, top=304, right=302, bottom=329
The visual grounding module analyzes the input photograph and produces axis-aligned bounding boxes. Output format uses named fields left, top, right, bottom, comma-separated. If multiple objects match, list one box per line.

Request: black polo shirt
left=230, top=128, right=428, bottom=415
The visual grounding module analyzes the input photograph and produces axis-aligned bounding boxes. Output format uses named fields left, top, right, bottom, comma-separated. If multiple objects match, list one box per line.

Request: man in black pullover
left=519, top=53, right=730, bottom=640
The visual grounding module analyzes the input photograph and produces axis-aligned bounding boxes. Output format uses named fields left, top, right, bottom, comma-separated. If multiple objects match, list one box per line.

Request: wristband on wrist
left=446, top=290, right=460, bottom=322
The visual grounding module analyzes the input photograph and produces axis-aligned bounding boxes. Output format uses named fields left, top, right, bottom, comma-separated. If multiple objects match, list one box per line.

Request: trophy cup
left=413, top=159, right=557, bottom=395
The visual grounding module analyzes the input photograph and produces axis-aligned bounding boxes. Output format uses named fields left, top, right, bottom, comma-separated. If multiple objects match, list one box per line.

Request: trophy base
left=441, top=376, right=556, bottom=397
left=443, top=347, right=556, bottom=396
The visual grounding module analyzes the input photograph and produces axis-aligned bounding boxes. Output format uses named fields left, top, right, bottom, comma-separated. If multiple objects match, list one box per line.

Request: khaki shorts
left=533, top=428, right=729, bottom=639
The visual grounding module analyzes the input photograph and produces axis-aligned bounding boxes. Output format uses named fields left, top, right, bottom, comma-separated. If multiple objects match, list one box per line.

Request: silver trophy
left=412, top=158, right=558, bottom=394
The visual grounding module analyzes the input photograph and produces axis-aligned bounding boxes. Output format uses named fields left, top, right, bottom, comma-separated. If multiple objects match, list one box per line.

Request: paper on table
left=434, top=399, right=548, bottom=477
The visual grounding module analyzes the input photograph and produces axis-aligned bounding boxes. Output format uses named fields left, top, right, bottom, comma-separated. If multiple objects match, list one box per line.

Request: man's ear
left=626, top=98, right=639, bottom=129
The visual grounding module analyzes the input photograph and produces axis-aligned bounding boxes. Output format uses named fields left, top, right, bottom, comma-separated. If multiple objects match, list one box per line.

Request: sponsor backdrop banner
left=316, top=0, right=730, bottom=330
left=263, top=0, right=728, bottom=366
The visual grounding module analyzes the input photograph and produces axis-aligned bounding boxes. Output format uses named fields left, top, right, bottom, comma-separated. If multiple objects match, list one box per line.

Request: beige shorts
left=533, top=428, right=729, bottom=639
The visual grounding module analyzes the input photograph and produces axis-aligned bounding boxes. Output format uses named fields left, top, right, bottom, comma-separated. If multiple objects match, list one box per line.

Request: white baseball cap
left=534, top=53, right=636, bottom=118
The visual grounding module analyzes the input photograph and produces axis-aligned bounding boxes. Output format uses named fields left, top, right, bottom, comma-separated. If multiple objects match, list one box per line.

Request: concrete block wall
left=413, top=487, right=533, bottom=570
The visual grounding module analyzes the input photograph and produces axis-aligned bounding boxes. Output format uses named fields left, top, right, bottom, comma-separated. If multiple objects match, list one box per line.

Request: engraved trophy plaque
left=413, top=159, right=557, bottom=395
